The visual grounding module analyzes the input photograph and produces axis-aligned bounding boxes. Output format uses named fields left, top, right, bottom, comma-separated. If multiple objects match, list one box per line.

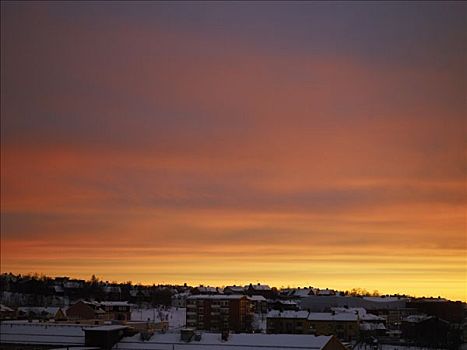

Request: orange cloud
left=1, top=3, right=465, bottom=301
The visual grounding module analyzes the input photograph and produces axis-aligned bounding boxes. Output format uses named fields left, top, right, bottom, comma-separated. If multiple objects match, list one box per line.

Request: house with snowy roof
left=99, top=301, right=133, bottom=321
left=66, top=300, right=107, bottom=320
left=291, top=288, right=318, bottom=298
left=307, top=312, right=359, bottom=342
left=246, top=283, right=277, bottom=299
left=191, top=285, right=222, bottom=295
left=223, top=285, right=246, bottom=295
left=269, top=299, right=299, bottom=311
left=331, top=307, right=386, bottom=338
left=267, top=310, right=360, bottom=342
left=267, top=310, right=312, bottom=334
left=316, top=288, right=336, bottom=296
left=17, top=306, right=66, bottom=321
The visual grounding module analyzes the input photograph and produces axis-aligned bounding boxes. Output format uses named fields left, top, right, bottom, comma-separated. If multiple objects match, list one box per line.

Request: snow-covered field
left=131, top=307, right=186, bottom=331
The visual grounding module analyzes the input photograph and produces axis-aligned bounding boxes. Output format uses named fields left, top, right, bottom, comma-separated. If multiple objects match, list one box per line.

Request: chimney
left=180, top=328, right=195, bottom=342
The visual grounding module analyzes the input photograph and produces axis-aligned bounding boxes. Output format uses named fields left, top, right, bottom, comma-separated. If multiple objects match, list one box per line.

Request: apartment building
left=186, top=295, right=252, bottom=332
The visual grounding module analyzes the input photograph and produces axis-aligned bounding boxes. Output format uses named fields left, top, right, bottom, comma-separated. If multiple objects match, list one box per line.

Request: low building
left=267, top=310, right=360, bottom=342
left=331, top=307, right=386, bottom=338
left=191, top=286, right=221, bottom=295
left=267, top=310, right=312, bottom=334
left=269, top=299, right=299, bottom=311
left=245, top=283, right=277, bottom=299
left=316, top=289, right=336, bottom=296
left=223, top=285, right=246, bottom=295
left=66, top=300, right=106, bottom=320
left=17, top=306, right=65, bottom=321
left=287, top=288, right=318, bottom=299
left=186, top=295, right=253, bottom=332
left=401, top=314, right=451, bottom=348
left=117, top=331, right=348, bottom=350
left=308, top=312, right=359, bottom=342
left=100, top=301, right=133, bottom=321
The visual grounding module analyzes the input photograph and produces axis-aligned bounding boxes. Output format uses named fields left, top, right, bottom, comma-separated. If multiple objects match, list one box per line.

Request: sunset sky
left=1, top=2, right=466, bottom=301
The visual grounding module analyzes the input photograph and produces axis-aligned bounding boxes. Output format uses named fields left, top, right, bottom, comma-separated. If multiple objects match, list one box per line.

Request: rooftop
left=268, top=310, right=310, bottom=319
left=308, top=312, right=358, bottom=322
left=83, top=325, right=128, bottom=331
left=116, top=332, right=334, bottom=349
left=187, top=294, right=247, bottom=300
left=0, top=322, right=85, bottom=345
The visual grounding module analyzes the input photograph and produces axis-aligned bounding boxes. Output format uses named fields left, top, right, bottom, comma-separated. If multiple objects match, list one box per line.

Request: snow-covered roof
left=78, top=300, right=101, bottom=306
left=248, top=295, right=267, bottom=301
left=330, top=307, right=383, bottom=321
left=267, top=310, right=359, bottom=322
left=0, top=304, right=14, bottom=312
left=316, top=289, right=335, bottom=296
left=187, top=295, right=246, bottom=300
left=64, top=281, right=82, bottom=289
left=360, top=322, right=386, bottom=331
left=0, top=322, right=85, bottom=345
left=331, top=307, right=366, bottom=316
left=403, top=314, right=433, bottom=323
left=268, top=310, right=309, bottom=319
left=17, top=307, right=61, bottom=316
left=308, top=312, right=358, bottom=322
left=247, top=284, right=271, bottom=291
left=360, top=313, right=384, bottom=322
left=291, top=288, right=317, bottom=297
left=54, top=285, right=64, bottom=293
left=363, top=296, right=407, bottom=303
left=103, top=286, right=121, bottom=293
left=225, top=286, right=245, bottom=292
left=100, top=301, right=132, bottom=307
left=172, top=292, right=190, bottom=299
left=194, top=286, right=219, bottom=293
left=274, top=300, right=298, bottom=305
left=83, top=325, right=128, bottom=331
left=116, top=332, right=334, bottom=350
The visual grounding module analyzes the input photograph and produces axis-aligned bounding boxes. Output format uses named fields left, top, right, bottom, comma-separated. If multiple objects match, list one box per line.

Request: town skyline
left=1, top=2, right=466, bottom=303
left=1, top=272, right=463, bottom=302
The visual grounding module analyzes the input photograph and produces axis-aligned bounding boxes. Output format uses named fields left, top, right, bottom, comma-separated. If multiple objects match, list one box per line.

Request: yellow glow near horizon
left=1, top=2, right=466, bottom=303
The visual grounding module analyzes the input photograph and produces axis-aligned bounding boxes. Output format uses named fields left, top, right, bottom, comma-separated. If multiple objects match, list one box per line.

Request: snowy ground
left=131, top=307, right=186, bottom=331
